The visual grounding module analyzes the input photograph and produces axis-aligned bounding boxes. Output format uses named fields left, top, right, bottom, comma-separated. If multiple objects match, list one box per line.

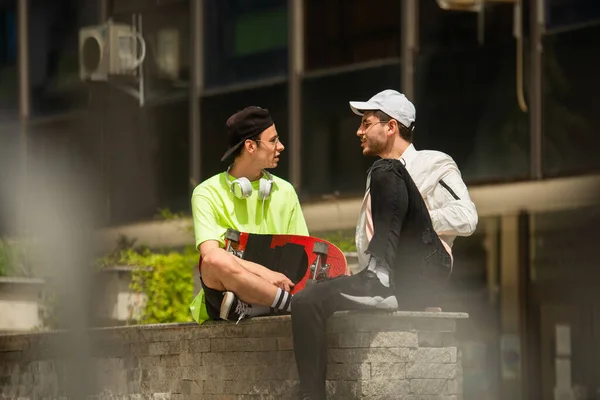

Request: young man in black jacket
left=291, top=90, right=478, bottom=400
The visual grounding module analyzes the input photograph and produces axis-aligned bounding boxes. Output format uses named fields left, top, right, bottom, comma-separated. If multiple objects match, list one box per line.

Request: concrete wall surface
left=0, top=311, right=468, bottom=400
left=0, top=278, right=45, bottom=333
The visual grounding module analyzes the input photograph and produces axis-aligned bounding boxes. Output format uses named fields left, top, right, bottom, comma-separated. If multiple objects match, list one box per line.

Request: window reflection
left=304, top=0, right=400, bottom=71
left=416, top=2, right=529, bottom=184
left=542, top=24, right=600, bottom=176
left=204, top=0, right=288, bottom=89
left=28, top=0, right=97, bottom=116
left=532, top=205, right=600, bottom=281
left=122, top=1, right=191, bottom=101
left=0, top=0, right=17, bottom=121
left=544, top=0, right=600, bottom=33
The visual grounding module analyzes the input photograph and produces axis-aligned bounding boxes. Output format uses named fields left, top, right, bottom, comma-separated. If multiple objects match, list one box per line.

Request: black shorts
left=200, top=276, right=225, bottom=320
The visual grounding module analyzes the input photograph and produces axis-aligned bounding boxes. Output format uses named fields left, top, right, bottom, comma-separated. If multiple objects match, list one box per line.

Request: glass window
left=416, top=2, right=529, bottom=184
left=204, top=0, right=288, bottom=89
left=149, top=100, right=191, bottom=216
left=542, top=23, right=600, bottom=176
left=200, top=83, right=289, bottom=180
left=0, top=0, right=17, bottom=121
left=301, top=62, right=401, bottom=197
left=28, top=0, right=98, bottom=117
left=96, top=97, right=190, bottom=224
left=112, top=0, right=191, bottom=103
left=544, top=0, right=600, bottom=33
left=304, top=0, right=400, bottom=71
left=532, top=205, right=600, bottom=283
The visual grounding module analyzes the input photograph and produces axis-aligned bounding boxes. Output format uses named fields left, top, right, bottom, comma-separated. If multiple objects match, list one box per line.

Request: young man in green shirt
left=191, top=106, right=309, bottom=323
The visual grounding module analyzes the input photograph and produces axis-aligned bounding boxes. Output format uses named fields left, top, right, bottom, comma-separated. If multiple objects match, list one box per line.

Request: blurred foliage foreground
left=0, top=239, right=35, bottom=278
left=0, top=208, right=356, bottom=326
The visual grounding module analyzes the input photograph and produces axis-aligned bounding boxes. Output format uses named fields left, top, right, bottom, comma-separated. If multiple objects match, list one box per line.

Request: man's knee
left=292, top=283, right=323, bottom=310
left=292, top=287, right=313, bottom=308
left=201, top=250, right=241, bottom=288
left=291, top=292, right=313, bottom=320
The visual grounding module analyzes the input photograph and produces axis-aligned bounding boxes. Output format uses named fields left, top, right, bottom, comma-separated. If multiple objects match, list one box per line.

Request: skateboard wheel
left=225, top=228, right=241, bottom=243
left=313, top=242, right=328, bottom=255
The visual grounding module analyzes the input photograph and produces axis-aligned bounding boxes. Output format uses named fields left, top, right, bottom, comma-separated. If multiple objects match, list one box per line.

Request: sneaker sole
left=220, top=291, right=235, bottom=320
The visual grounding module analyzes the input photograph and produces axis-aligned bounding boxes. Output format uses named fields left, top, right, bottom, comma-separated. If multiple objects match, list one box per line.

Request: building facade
left=1, top=0, right=600, bottom=398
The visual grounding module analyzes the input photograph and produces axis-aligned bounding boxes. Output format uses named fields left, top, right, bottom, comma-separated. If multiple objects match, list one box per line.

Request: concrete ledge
left=0, top=277, right=45, bottom=285
left=0, top=311, right=467, bottom=400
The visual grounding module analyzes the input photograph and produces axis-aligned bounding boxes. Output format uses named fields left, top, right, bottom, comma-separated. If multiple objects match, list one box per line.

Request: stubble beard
left=362, top=139, right=384, bottom=157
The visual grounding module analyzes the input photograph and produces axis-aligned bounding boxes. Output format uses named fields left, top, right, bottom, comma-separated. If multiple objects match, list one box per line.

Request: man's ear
left=387, top=120, right=398, bottom=137
left=244, top=139, right=256, bottom=154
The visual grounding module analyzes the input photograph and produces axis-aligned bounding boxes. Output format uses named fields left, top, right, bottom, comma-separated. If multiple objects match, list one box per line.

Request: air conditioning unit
left=79, top=19, right=146, bottom=81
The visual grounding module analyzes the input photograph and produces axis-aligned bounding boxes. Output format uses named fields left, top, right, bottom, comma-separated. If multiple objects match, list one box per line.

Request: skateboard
left=223, top=229, right=350, bottom=294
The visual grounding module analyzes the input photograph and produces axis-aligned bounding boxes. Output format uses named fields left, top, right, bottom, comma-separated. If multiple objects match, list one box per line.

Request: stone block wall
left=0, top=311, right=467, bottom=399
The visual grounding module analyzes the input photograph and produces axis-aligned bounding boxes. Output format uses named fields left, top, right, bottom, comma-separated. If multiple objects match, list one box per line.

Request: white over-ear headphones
left=226, top=166, right=274, bottom=200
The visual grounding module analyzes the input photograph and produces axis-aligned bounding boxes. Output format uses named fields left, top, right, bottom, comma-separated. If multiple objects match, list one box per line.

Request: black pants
left=291, top=271, right=385, bottom=399
left=291, top=159, right=451, bottom=400
left=291, top=270, right=448, bottom=399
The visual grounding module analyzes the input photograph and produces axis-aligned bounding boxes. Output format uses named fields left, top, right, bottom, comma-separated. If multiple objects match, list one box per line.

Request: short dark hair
left=232, top=133, right=262, bottom=160
left=372, top=110, right=414, bottom=142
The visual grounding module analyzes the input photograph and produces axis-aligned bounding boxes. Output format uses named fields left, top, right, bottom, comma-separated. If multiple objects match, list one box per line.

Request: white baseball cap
left=349, top=89, right=416, bottom=128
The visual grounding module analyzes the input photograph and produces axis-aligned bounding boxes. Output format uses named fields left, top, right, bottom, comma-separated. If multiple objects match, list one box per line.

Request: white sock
left=271, top=288, right=293, bottom=312
left=249, top=304, right=271, bottom=317
left=374, top=266, right=390, bottom=287
left=366, top=256, right=390, bottom=287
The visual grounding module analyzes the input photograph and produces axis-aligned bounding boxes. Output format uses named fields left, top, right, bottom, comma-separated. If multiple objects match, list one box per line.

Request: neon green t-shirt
left=191, top=171, right=309, bottom=249
left=189, top=171, right=309, bottom=324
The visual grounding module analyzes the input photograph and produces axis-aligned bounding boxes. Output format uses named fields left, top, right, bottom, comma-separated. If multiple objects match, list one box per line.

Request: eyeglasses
left=359, top=120, right=390, bottom=133
left=254, top=136, right=280, bottom=146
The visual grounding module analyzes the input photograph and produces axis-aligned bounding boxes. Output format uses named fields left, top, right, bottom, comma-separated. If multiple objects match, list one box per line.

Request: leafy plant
left=155, top=208, right=195, bottom=238
left=155, top=208, right=187, bottom=221
left=315, top=229, right=357, bottom=253
left=100, top=245, right=197, bottom=324
left=0, top=238, right=33, bottom=277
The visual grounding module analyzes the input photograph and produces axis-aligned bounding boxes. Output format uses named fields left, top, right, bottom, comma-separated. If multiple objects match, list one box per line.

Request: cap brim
left=349, top=101, right=380, bottom=116
left=220, top=140, right=245, bottom=162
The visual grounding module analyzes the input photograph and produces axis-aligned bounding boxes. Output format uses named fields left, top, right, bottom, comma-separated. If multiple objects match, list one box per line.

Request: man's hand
left=261, top=269, right=294, bottom=292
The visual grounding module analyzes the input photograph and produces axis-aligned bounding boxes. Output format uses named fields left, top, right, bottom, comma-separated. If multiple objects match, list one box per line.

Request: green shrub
left=315, top=229, right=357, bottom=253
left=0, top=239, right=33, bottom=277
